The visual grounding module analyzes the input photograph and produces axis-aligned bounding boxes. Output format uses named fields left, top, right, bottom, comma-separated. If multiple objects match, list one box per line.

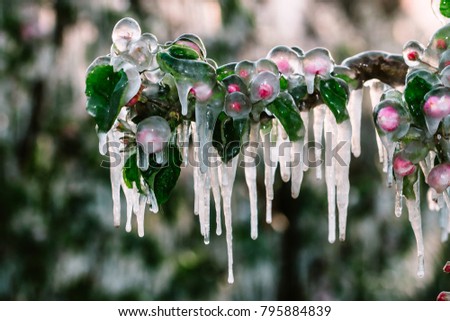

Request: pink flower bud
left=393, top=155, right=416, bottom=177
left=376, top=106, right=400, bottom=133
left=428, top=163, right=450, bottom=193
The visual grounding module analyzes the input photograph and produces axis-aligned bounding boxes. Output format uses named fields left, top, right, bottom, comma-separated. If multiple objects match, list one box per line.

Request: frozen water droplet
left=348, top=89, right=363, bottom=157
left=126, top=38, right=153, bottom=71
left=112, top=17, right=141, bottom=53
left=313, top=105, right=326, bottom=180
left=209, top=150, right=222, bottom=236
left=147, top=188, right=159, bottom=213
left=86, top=56, right=111, bottom=75
left=267, top=45, right=302, bottom=76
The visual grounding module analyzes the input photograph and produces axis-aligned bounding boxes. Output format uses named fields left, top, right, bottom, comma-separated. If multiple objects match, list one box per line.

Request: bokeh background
left=1, top=0, right=450, bottom=300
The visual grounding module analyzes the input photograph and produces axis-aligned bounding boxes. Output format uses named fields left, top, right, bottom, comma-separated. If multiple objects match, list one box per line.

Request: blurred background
left=1, top=0, right=449, bottom=300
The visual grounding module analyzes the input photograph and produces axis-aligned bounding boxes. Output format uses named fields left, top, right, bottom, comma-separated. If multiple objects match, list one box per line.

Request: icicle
left=405, top=179, right=425, bottom=278
left=181, top=120, right=191, bottom=166
left=336, top=119, right=351, bottom=241
left=367, top=81, right=385, bottom=164
left=324, top=109, right=337, bottom=243
left=219, top=157, right=239, bottom=284
left=260, top=121, right=278, bottom=224
left=245, top=122, right=260, bottom=240
left=209, top=150, right=222, bottom=236
left=175, top=81, right=193, bottom=116
left=291, top=137, right=304, bottom=199
left=439, top=208, right=449, bottom=242
left=278, top=125, right=291, bottom=183
left=313, top=105, right=326, bottom=180
left=201, top=172, right=211, bottom=244
left=300, top=111, right=309, bottom=172
left=395, top=177, right=404, bottom=217
left=122, top=181, right=135, bottom=232
left=136, top=194, right=146, bottom=237
left=348, top=89, right=363, bottom=158
left=147, top=188, right=159, bottom=213
left=195, top=102, right=209, bottom=174
left=98, top=131, right=108, bottom=156
left=155, top=150, right=166, bottom=165
left=108, top=130, right=123, bottom=228
left=191, top=123, right=200, bottom=216
left=379, top=138, right=397, bottom=187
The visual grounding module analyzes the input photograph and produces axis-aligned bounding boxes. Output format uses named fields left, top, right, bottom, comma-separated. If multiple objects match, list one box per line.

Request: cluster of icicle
left=89, top=16, right=450, bottom=283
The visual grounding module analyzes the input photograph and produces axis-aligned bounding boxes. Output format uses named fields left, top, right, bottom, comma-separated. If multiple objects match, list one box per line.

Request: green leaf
left=404, top=70, right=439, bottom=128
left=319, top=76, right=350, bottom=124
left=441, top=0, right=450, bottom=18
left=403, top=169, right=419, bottom=201
left=212, top=112, right=249, bottom=163
left=85, top=65, right=128, bottom=132
left=142, top=144, right=182, bottom=205
left=217, top=63, right=236, bottom=81
left=123, top=153, right=143, bottom=193
left=168, top=44, right=200, bottom=60
left=266, top=92, right=304, bottom=141
left=156, top=51, right=216, bottom=81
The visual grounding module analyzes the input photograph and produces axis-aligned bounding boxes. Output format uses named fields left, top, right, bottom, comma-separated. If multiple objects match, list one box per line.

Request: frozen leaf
left=319, top=76, right=349, bottom=124
left=217, top=62, right=236, bottom=81
left=250, top=71, right=280, bottom=104
left=441, top=0, right=450, bottom=18
left=267, top=45, right=302, bottom=76
left=266, top=92, right=304, bottom=141
left=303, top=48, right=334, bottom=94
left=85, top=65, right=128, bottom=133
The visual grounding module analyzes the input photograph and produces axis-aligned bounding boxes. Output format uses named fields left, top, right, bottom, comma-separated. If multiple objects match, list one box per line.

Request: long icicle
left=313, top=105, right=326, bottom=180
left=348, top=89, right=363, bottom=158
left=108, top=129, right=123, bottom=228
left=245, top=121, right=260, bottom=240
left=220, top=157, right=239, bottom=284
left=367, top=81, right=385, bottom=164
left=405, top=178, right=425, bottom=278
left=209, top=149, right=222, bottom=236
left=324, top=109, right=337, bottom=243
left=336, top=119, right=352, bottom=241
left=278, top=125, right=291, bottom=183
left=300, top=111, right=309, bottom=172
left=291, top=136, right=304, bottom=199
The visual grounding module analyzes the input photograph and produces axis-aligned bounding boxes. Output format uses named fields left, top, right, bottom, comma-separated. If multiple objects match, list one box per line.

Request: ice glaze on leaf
left=319, top=76, right=349, bottom=124
left=266, top=92, right=304, bottom=141
left=85, top=65, right=128, bottom=133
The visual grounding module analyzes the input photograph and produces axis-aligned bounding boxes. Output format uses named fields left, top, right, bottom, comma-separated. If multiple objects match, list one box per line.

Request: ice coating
left=348, top=89, right=362, bottom=158
left=126, top=38, right=154, bottom=71
left=441, top=65, right=450, bottom=87
left=291, top=137, right=304, bottom=198
left=255, top=58, right=279, bottom=75
left=108, top=129, right=123, bottom=227
left=423, top=88, right=450, bottom=134
left=302, top=48, right=334, bottom=94
left=367, top=81, right=386, bottom=164
left=402, top=40, right=425, bottom=67
left=278, top=125, right=291, bottom=183
left=395, top=176, right=404, bottom=217
left=235, top=60, right=256, bottom=84
left=393, top=154, right=416, bottom=177
left=299, top=111, right=309, bottom=172
left=405, top=179, right=425, bottom=278
left=112, top=17, right=142, bottom=53
left=209, top=149, right=222, bottom=236
left=224, top=91, right=252, bottom=119
left=376, top=106, right=400, bottom=133
left=267, top=45, right=302, bottom=76
left=428, top=163, right=450, bottom=193
left=245, top=122, right=260, bottom=239
left=98, top=131, right=108, bottom=156
left=136, top=116, right=171, bottom=170
left=250, top=71, right=280, bottom=104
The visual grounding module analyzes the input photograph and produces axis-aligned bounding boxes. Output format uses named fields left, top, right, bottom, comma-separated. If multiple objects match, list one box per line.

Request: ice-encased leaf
left=404, top=69, right=439, bottom=128
left=141, top=144, right=182, bottom=205
left=212, top=112, right=249, bottom=163
left=123, top=153, right=143, bottom=193
left=266, top=92, right=304, bottom=141
left=441, top=0, right=450, bottom=18
left=85, top=65, right=128, bottom=133
left=267, top=45, right=302, bottom=76
left=217, top=62, right=237, bottom=81
left=168, top=44, right=200, bottom=60
left=224, top=91, right=252, bottom=119
left=319, top=76, right=349, bottom=124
